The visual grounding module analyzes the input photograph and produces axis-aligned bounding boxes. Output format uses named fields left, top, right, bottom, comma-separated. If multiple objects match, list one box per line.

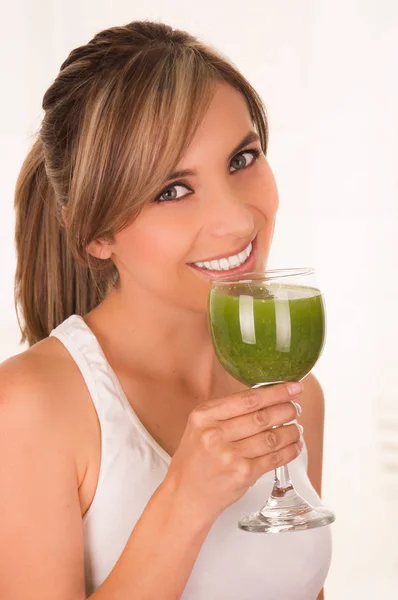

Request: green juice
left=209, top=283, right=325, bottom=386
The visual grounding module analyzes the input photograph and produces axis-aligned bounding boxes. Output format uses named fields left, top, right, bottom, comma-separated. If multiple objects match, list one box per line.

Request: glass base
left=238, top=484, right=336, bottom=533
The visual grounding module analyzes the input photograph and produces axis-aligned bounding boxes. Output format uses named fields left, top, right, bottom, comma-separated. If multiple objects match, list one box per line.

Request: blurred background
left=1, top=0, right=397, bottom=597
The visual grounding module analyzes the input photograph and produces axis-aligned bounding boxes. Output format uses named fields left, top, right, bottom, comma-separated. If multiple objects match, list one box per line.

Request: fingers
left=222, top=401, right=299, bottom=442
left=234, top=423, right=301, bottom=459
left=250, top=439, right=303, bottom=482
left=204, top=382, right=303, bottom=422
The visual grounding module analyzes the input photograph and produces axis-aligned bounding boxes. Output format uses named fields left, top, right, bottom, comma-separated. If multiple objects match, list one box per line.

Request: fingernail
left=292, top=401, right=302, bottom=417
left=297, top=424, right=304, bottom=435
left=287, top=382, right=303, bottom=397
left=296, top=440, right=304, bottom=452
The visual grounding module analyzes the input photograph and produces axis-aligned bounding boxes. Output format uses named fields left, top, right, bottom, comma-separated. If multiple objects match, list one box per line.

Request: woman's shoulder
left=0, top=336, right=85, bottom=413
left=0, top=336, right=70, bottom=402
left=0, top=336, right=96, bottom=487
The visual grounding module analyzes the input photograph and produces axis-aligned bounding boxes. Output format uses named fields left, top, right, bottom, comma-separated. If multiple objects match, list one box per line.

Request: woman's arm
left=0, top=357, right=86, bottom=599
left=91, top=479, right=212, bottom=599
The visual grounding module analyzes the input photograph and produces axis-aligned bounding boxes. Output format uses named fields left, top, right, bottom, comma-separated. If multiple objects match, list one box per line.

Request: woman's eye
left=155, top=183, right=192, bottom=203
left=230, top=149, right=260, bottom=173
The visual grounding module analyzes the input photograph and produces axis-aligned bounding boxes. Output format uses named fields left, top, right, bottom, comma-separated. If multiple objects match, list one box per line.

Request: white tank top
left=50, top=315, right=332, bottom=599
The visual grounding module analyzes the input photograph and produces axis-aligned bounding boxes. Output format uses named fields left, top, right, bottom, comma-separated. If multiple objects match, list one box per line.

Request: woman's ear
left=87, top=239, right=113, bottom=260
left=62, top=206, right=113, bottom=260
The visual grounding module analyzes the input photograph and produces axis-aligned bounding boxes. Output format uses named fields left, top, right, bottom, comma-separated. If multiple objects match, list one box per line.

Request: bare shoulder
left=0, top=337, right=71, bottom=420
left=1, top=336, right=75, bottom=395
left=0, top=337, right=78, bottom=482
left=298, top=373, right=325, bottom=496
left=0, top=336, right=96, bottom=487
left=1, top=337, right=82, bottom=425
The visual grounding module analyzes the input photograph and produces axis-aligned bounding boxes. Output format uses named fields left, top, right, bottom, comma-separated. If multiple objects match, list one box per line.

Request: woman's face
left=103, top=83, right=279, bottom=313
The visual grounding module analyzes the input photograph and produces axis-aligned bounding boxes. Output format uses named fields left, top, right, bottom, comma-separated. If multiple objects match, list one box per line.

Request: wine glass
left=208, top=268, right=336, bottom=533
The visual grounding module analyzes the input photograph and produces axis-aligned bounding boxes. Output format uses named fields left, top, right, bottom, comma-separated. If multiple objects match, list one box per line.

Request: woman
left=0, top=21, right=332, bottom=599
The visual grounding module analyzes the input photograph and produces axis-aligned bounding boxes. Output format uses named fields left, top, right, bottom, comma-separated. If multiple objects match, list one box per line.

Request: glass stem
left=274, top=466, right=293, bottom=493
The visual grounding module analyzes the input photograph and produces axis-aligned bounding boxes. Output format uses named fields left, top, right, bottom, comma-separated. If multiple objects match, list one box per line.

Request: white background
left=1, top=1, right=398, bottom=597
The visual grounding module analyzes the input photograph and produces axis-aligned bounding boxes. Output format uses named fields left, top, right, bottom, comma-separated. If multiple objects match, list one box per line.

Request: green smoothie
left=208, top=283, right=325, bottom=386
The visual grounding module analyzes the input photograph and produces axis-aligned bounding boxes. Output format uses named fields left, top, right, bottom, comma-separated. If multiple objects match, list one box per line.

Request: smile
left=189, top=238, right=256, bottom=274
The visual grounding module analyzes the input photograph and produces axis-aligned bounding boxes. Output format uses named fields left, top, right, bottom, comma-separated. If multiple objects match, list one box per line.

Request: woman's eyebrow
left=166, top=130, right=260, bottom=182
left=227, top=130, right=260, bottom=161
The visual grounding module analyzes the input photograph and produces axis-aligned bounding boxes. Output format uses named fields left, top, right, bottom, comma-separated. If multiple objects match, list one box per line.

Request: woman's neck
left=84, top=285, right=229, bottom=400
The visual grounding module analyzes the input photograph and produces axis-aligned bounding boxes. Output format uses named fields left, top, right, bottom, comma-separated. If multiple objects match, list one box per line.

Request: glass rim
left=209, top=268, right=315, bottom=286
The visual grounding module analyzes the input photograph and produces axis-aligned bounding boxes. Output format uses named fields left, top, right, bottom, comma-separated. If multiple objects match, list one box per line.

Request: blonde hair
left=14, top=21, right=268, bottom=346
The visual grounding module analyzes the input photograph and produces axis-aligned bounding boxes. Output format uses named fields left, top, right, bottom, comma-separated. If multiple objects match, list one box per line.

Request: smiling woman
left=88, top=84, right=278, bottom=316
left=1, top=20, right=331, bottom=600
left=13, top=25, right=269, bottom=346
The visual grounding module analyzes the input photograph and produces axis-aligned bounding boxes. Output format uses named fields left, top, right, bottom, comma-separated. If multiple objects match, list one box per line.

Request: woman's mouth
left=188, top=236, right=257, bottom=277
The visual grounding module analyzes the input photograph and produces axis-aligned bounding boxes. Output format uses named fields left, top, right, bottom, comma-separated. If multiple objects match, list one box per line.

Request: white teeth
left=227, top=254, right=240, bottom=268
left=219, top=258, right=230, bottom=270
left=193, top=242, right=253, bottom=271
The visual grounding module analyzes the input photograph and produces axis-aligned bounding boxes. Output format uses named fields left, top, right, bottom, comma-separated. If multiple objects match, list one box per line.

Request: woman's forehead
left=177, top=84, right=254, bottom=165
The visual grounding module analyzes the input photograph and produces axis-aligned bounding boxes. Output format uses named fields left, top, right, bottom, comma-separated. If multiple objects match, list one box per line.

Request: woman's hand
left=165, top=382, right=303, bottom=523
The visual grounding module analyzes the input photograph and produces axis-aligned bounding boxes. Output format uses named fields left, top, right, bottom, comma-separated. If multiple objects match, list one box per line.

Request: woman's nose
left=206, top=185, right=255, bottom=239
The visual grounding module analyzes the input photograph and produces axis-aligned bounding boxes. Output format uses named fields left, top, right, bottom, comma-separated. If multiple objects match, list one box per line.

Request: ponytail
left=14, top=137, right=115, bottom=347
